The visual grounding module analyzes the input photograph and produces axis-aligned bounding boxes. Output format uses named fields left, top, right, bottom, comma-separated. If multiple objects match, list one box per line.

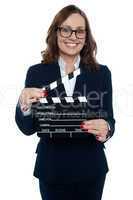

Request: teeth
left=65, top=43, right=77, bottom=47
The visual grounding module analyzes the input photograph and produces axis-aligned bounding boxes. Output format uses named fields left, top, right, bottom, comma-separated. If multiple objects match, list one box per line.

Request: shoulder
left=82, top=64, right=112, bottom=83
left=99, top=64, right=111, bottom=73
left=98, top=64, right=111, bottom=75
left=25, top=61, right=59, bottom=87
left=27, top=62, right=55, bottom=74
left=82, top=63, right=111, bottom=75
left=90, top=64, right=112, bottom=78
left=83, top=64, right=112, bottom=86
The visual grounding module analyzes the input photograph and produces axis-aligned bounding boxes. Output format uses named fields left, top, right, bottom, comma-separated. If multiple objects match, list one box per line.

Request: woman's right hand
left=19, top=88, right=44, bottom=111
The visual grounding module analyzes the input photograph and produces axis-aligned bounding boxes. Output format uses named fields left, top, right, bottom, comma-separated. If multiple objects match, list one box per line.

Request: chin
left=62, top=49, right=81, bottom=56
left=64, top=52, right=79, bottom=57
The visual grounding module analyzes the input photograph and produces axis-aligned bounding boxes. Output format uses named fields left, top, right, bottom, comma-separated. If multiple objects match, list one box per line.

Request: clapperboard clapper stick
left=31, top=68, right=91, bottom=138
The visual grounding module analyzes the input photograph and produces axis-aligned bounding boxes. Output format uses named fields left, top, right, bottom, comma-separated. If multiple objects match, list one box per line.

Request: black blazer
left=15, top=61, right=115, bottom=184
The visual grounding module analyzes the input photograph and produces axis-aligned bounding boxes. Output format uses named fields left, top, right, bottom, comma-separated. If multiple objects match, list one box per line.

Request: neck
left=60, top=53, right=78, bottom=66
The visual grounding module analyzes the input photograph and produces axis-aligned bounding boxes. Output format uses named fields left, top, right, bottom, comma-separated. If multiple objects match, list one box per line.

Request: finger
left=83, top=120, right=99, bottom=130
left=27, top=98, right=39, bottom=104
left=21, top=105, right=30, bottom=112
left=32, top=88, right=44, bottom=93
left=83, top=121, right=108, bottom=132
left=23, top=88, right=43, bottom=99
left=84, top=119, right=100, bottom=124
left=96, top=135, right=106, bottom=142
left=96, top=135, right=102, bottom=141
left=20, top=90, right=30, bottom=105
left=19, top=96, right=23, bottom=106
left=31, top=90, right=44, bottom=98
left=83, top=120, right=93, bottom=125
left=84, top=119, right=106, bottom=126
left=28, top=98, right=41, bottom=107
left=86, top=128, right=101, bottom=135
left=20, top=96, right=27, bottom=107
left=82, top=122, right=100, bottom=132
left=82, top=124, right=97, bottom=130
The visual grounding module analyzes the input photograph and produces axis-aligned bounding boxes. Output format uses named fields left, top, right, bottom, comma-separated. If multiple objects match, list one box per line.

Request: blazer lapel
left=73, top=65, right=87, bottom=98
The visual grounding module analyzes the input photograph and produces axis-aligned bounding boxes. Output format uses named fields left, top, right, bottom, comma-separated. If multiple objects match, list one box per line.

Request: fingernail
left=96, top=136, right=100, bottom=139
left=80, top=122, right=85, bottom=129
left=22, top=106, right=28, bottom=111
left=80, top=124, right=84, bottom=129
left=43, top=90, right=48, bottom=97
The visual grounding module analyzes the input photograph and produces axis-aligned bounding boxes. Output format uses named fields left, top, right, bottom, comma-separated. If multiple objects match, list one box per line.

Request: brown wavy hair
left=41, top=5, right=99, bottom=70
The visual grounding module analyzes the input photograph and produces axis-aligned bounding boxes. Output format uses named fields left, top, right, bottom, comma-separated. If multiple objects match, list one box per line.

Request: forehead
left=61, top=13, right=86, bottom=28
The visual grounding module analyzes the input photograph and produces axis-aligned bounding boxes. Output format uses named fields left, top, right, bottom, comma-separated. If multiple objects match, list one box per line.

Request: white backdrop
left=0, top=0, right=133, bottom=199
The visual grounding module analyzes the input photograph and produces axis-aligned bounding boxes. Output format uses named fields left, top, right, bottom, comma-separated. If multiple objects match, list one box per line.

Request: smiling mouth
left=65, top=43, right=79, bottom=47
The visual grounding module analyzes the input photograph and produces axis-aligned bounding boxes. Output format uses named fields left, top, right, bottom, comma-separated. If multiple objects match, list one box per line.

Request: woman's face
left=57, top=13, right=86, bottom=58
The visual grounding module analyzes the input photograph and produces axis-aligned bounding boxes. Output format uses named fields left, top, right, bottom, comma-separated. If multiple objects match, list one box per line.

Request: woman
left=15, top=5, right=115, bottom=200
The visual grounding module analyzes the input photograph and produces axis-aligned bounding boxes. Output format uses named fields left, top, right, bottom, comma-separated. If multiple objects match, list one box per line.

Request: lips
left=65, top=43, right=78, bottom=49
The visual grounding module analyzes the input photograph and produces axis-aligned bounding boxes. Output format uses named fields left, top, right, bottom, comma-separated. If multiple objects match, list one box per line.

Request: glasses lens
left=76, top=29, right=86, bottom=39
left=60, top=27, right=71, bottom=38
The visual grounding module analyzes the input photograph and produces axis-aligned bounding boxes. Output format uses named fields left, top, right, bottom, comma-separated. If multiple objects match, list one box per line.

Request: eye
left=61, top=27, right=71, bottom=33
left=77, top=29, right=86, bottom=34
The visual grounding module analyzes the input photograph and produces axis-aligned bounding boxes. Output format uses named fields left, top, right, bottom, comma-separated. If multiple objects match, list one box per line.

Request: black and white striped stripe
left=42, top=68, right=81, bottom=92
left=39, top=96, right=87, bottom=104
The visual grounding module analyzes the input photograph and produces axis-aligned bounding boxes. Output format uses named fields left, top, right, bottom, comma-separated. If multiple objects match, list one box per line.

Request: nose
left=70, top=31, right=77, bottom=40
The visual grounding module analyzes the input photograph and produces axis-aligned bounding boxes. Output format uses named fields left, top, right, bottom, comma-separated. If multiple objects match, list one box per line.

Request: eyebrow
left=61, top=25, right=85, bottom=29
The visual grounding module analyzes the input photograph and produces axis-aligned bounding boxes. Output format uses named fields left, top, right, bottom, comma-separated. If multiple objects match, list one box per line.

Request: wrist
left=106, top=122, right=111, bottom=141
left=18, top=101, right=32, bottom=116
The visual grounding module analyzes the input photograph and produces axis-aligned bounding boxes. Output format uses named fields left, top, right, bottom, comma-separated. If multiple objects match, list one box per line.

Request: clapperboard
left=31, top=68, right=94, bottom=138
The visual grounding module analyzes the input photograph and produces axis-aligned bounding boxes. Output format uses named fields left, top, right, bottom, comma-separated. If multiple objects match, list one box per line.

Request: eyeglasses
left=57, top=26, right=86, bottom=39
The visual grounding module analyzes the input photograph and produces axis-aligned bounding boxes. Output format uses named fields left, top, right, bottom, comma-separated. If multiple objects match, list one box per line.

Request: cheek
left=81, top=38, right=86, bottom=46
left=79, top=41, right=85, bottom=49
left=57, top=36, right=65, bottom=49
left=77, top=40, right=86, bottom=51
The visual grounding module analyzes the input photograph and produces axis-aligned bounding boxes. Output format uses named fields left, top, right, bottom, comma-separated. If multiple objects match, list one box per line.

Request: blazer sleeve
left=103, top=66, right=115, bottom=140
left=15, top=67, right=38, bottom=136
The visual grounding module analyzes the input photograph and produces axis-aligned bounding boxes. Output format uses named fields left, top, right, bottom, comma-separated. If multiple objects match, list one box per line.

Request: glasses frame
left=57, top=26, right=86, bottom=39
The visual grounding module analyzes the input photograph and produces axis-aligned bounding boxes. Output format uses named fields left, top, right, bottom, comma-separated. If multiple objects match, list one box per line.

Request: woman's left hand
left=81, top=119, right=109, bottom=142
